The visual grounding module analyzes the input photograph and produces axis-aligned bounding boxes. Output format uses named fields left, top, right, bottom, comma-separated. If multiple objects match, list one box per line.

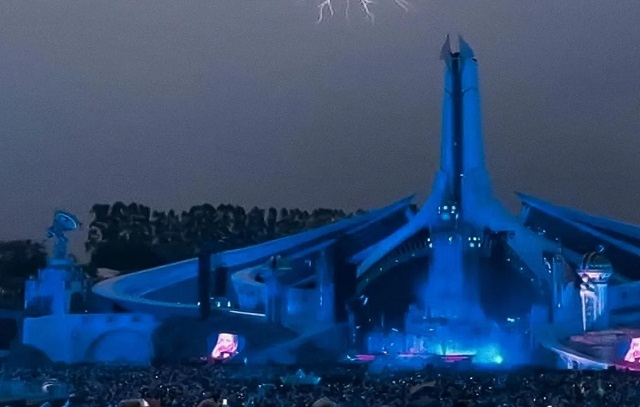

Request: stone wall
left=23, top=313, right=157, bottom=364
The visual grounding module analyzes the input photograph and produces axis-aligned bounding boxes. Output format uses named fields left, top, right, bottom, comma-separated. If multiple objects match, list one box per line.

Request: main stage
left=14, top=37, right=640, bottom=370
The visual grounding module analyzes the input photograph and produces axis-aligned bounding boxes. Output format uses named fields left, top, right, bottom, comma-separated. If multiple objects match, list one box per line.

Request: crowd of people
left=3, top=361, right=640, bottom=407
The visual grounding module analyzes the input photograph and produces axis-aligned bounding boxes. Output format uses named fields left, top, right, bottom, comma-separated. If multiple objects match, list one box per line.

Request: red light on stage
left=441, top=354, right=473, bottom=363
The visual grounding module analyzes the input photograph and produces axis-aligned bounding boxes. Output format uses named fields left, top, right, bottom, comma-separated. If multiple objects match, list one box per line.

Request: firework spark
left=316, top=0, right=412, bottom=24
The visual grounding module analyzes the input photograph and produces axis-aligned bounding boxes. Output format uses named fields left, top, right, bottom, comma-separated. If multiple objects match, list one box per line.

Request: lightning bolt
left=317, top=0, right=335, bottom=24
left=360, top=0, right=375, bottom=24
left=315, top=0, right=412, bottom=24
left=394, top=0, right=412, bottom=12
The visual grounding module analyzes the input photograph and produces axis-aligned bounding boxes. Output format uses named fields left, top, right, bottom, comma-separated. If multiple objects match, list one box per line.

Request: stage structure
left=89, top=37, right=640, bottom=368
left=21, top=211, right=157, bottom=365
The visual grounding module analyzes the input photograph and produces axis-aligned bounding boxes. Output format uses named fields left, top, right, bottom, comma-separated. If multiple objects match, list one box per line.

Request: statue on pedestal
left=45, top=211, right=81, bottom=263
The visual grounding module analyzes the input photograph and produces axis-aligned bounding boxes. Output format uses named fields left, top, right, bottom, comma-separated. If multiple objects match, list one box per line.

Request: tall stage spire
left=356, top=36, right=555, bottom=291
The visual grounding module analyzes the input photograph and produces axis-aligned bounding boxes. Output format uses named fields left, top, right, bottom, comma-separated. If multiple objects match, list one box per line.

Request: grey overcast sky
left=1, top=1, right=639, bottom=253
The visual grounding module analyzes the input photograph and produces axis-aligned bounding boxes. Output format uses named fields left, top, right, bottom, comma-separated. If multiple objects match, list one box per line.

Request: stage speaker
left=334, top=262, right=357, bottom=323
left=0, top=318, right=18, bottom=349
left=212, top=266, right=228, bottom=298
left=198, top=252, right=211, bottom=320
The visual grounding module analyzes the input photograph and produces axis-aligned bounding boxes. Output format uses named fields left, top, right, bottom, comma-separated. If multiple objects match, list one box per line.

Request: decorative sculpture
left=579, top=274, right=597, bottom=332
left=45, top=211, right=81, bottom=261
left=578, top=245, right=613, bottom=332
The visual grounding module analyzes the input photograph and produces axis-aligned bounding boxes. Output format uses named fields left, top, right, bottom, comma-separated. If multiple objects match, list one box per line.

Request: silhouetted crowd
left=3, top=362, right=640, bottom=407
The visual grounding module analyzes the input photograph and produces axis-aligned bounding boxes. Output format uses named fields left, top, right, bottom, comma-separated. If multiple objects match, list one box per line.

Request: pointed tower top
left=440, top=34, right=452, bottom=62
left=458, top=35, right=475, bottom=59
left=441, top=34, right=475, bottom=62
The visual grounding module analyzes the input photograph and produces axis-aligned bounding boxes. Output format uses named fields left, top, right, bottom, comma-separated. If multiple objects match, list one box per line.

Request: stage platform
left=540, top=326, right=640, bottom=370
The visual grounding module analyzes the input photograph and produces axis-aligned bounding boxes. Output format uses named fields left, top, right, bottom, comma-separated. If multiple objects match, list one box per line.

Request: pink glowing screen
left=624, top=338, right=640, bottom=363
left=210, top=333, right=242, bottom=361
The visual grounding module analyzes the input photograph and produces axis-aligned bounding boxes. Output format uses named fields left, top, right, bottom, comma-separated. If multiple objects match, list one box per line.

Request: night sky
left=1, top=1, right=639, bottom=255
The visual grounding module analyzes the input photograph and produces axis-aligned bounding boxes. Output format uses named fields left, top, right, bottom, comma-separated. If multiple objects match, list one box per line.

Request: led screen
left=207, top=332, right=245, bottom=361
left=624, top=337, right=640, bottom=363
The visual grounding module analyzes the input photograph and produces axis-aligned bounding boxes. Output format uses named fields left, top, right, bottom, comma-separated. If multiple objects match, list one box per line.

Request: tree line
left=86, top=202, right=362, bottom=272
left=0, top=240, right=47, bottom=308
left=0, top=201, right=365, bottom=308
